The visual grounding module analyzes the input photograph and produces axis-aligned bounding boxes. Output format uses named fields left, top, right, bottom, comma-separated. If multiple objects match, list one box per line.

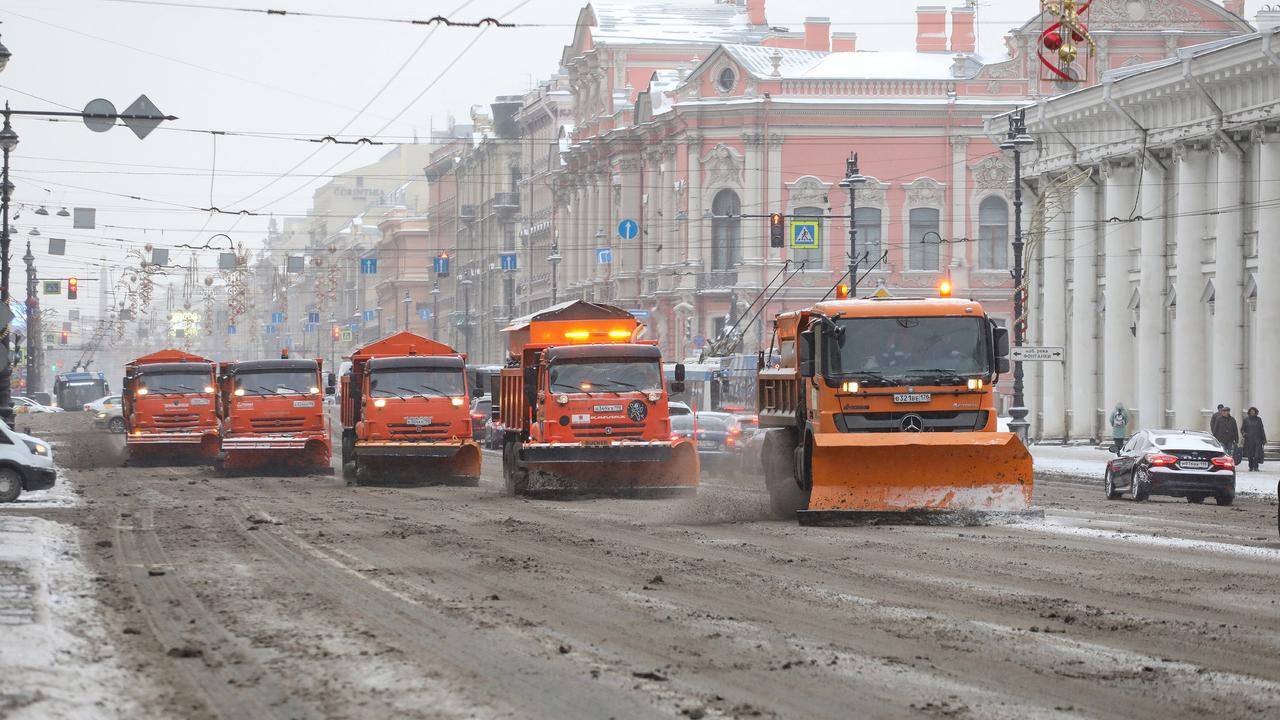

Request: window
left=792, top=206, right=824, bottom=269
left=854, top=207, right=882, bottom=265
left=717, top=67, right=736, bottom=93
left=711, top=189, right=741, bottom=271
left=978, top=196, right=1010, bottom=270
left=908, top=207, right=941, bottom=270
left=356, top=176, right=365, bottom=188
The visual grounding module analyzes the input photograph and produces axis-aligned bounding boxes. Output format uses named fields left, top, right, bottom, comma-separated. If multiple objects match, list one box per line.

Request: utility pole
left=1001, top=108, right=1035, bottom=442
left=459, top=275, right=473, bottom=359
left=402, top=291, right=411, bottom=332
left=548, top=238, right=562, bottom=306
left=838, top=153, right=866, bottom=296
left=0, top=109, right=17, bottom=422
left=23, top=239, right=37, bottom=394
left=431, top=281, right=440, bottom=338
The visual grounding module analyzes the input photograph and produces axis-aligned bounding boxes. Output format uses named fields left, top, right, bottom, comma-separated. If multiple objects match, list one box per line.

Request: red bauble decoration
left=1043, top=31, right=1063, bottom=51
left=1071, top=24, right=1087, bottom=42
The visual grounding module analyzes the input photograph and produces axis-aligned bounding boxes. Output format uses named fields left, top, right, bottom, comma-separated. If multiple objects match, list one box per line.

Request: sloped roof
left=588, top=0, right=770, bottom=46
left=722, top=45, right=970, bottom=81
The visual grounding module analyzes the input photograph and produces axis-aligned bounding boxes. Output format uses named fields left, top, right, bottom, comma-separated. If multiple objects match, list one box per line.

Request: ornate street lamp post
left=547, top=239, right=562, bottom=305
left=1000, top=109, right=1036, bottom=442
left=837, top=153, right=866, bottom=296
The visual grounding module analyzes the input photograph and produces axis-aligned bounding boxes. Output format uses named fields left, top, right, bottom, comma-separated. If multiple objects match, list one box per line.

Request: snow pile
left=0, top=515, right=141, bottom=718
left=7, top=470, right=78, bottom=509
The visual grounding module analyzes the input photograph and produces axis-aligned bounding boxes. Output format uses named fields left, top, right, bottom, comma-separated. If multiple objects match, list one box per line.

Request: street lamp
left=838, top=153, right=866, bottom=297
left=402, top=290, right=412, bottom=331
left=431, top=281, right=440, bottom=338
left=547, top=239, right=562, bottom=305
left=0, top=29, right=11, bottom=74
left=0, top=108, right=18, bottom=423
left=459, top=275, right=473, bottom=358
left=1000, top=108, right=1036, bottom=442
left=23, top=239, right=36, bottom=395
left=374, top=305, right=383, bottom=337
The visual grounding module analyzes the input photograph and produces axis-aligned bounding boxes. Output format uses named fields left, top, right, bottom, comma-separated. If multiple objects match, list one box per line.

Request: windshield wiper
left=412, top=384, right=451, bottom=397
left=602, top=378, right=642, bottom=393
left=903, top=368, right=966, bottom=383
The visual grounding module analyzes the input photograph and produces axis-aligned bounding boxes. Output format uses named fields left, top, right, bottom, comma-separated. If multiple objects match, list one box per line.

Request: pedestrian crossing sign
left=791, top=220, right=820, bottom=249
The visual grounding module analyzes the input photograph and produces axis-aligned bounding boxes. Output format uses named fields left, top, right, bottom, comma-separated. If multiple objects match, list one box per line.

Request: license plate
left=293, top=400, right=316, bottom=408
left=1179, top=460, right=1208, bottom=469
left=593, top=404, right=623, bottom=413
left=405, top=416, right=433, bottom=426
left=190, top=398, right=210, bottom=406
left=698, top=440, right=718, bottom=450
left=893, top=393, right=932, bottom=403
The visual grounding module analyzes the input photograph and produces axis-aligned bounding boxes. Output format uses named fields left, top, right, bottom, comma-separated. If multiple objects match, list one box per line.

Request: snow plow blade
left=520, top=439, right=699, bottom=497
left=800, top=432, right=1036, bottom=525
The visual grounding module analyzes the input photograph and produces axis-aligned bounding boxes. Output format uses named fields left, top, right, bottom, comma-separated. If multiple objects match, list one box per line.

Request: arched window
left=978, top=196, right=1010, bottom=270
left=711, top=189, right=741, bottom=271
left=854, top=207, right=882, bottom=265
left=791, top=206, right=824, bottom=269
left=908, top=207, right=941, bottom=270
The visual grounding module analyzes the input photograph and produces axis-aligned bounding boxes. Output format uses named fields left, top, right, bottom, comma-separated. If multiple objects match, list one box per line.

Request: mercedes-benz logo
left=900, top=414, right=924, bottom=432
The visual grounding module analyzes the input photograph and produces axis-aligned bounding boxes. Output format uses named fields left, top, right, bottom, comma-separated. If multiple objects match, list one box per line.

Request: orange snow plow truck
left=498, top=300, right=698, bottom=497
left=216, top=354, right=333, bottom=473
left=757, top=295, right=1035, bottom=525
left=339, top=332, right=480, bottom=486
left=121, top=349, right=220, bottom=461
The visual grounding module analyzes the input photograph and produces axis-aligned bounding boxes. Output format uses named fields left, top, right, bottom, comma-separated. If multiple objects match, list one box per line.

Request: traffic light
left=59, top=329, right=69, bottom=345
left=332, top=325, right=341, bottom=341
left=435, top=252, right=450, bottom=278
left=67, top=276, right=78, bottom=300
left=769, top=213, right=784, bottom=248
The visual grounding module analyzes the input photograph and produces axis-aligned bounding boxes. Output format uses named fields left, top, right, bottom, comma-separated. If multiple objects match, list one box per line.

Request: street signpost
left=42, top=281, right=61, bottom=295
left=1010, top=346, right=1065, bottom=362
left=271, top=312, right=285, bottom=325
left=500, top=252, right=517, bottom=272
left=360, top=258, right=377, bottom=274
left=692, top=334, right=707, bottom=349
left=628, top=309, right=650, bottom=319
left=617, top=219, right=638, bottom=240
left=596, top=248, right=612, bottom=264
left=790, top=219, right=820, bottom=249
left=307, top=311, right=320, bottom=324
left=418, top=308, right=432, bottom=321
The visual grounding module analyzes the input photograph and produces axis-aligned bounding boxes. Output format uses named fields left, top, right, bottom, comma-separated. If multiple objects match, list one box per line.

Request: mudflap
left=801, top=432, right=1035, bottom=523
left=520, top=439, right=700, bottom=498
left=353, top=442, right=482, bottom=486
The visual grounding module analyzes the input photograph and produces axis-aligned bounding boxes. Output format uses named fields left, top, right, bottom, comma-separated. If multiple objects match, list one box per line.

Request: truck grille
left=386, top=423, right=450, bottom=438
left=250, top=417, right=306, bottom=432
left=155, top=413, right=201, bottom=427
left=573, top=422, right=646, bottom=439
left=837, top=411, right=988, bottom=433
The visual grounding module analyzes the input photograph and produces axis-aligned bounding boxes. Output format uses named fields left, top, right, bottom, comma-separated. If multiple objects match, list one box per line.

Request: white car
left=669, top=401, right=693, bottom=416
left=92, top=406, right=127, bottom=434
left=13, top=396, right=62, bottom=414
left=0, top=421, right=56, bottom=503
left=84, top=395, right=122, bottom=414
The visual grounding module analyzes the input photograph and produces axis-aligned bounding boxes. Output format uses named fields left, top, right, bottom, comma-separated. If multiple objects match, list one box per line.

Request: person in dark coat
left=1214, top=406, right=1240, bottom=456
left=1241, top=407, right=1267, bottom=471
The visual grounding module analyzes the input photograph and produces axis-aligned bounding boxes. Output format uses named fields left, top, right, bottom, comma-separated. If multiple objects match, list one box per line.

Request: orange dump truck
left=757, top=295, right=1034, bottom=524
left=339, top=332, right=480, bottom=485
left=216, top=354, right=333, bottom=473
left=121, top=349, right=220, bottom=462
left=498, top=300, right=698, bottom=496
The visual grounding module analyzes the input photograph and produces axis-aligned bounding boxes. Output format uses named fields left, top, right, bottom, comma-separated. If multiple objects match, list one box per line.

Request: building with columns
left=1007, top=24, right=1280, bottom=441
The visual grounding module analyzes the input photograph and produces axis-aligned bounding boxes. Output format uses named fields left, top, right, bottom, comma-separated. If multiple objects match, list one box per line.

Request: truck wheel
left=0, top=467, right=20, bottom=503
left=762, top=429, right=807, bottom=519
left=341, top=430, right=354, bottom=467
left=354, top=460, right=373, bottom=486
left=502, top=434, right=527, bottom=495
left=342, top=460, right=356, bottom=484
left=108, top=416, right=126, bottom=434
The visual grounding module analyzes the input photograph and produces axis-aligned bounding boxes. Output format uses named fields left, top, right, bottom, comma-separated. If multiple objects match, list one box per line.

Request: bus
left=53, top=372, right=110, bottom=410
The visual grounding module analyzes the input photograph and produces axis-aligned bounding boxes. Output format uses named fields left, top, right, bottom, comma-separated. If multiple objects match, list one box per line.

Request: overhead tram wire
left=102, top=0, right=520, bottom=27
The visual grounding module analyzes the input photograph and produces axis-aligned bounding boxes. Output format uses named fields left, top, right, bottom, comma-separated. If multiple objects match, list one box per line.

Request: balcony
left=493, top=192, right=520, bottom=219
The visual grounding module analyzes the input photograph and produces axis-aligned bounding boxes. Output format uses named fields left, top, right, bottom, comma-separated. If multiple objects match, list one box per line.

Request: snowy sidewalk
left=0, top=488, right=141, bottom=718
left=1031, top=443, right=1279, bottom=497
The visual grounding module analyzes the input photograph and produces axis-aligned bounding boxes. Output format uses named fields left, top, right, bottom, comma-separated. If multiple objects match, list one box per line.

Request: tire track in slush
left=114, top=506, right=314, bottom=719
left=226, top=505, right=670, bottom=719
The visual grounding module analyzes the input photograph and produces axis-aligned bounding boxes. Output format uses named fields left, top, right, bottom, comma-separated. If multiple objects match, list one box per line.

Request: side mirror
left=669, top=381, right=685, bottom=395
left=327, top=372, right=336, bottom=387
left=996, top=357, right=1011, bottom=374
left=674, top=363, right=686, bottom=382
left=325, top=386, right=335, bottom=396
left=993, top=325, right=1010, bottom=358
left=522, top=366, right=538, bottom=409
left=798, top=330, right=815, bottom=378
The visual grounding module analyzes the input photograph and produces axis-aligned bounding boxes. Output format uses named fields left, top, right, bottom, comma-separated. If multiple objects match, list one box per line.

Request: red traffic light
left=332, top=326, right=341, bottom=340
left=769, top=212, right=785, bottom=248
left=67, top=276, right=79, bottom=300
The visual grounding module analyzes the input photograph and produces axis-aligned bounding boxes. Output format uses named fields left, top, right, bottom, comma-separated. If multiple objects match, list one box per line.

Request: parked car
left=13, top=396, right=61, bottom=414
left=671, top=412, right=743, bottom=473
left=668, top=401, right=692, bottom=417
left=469, top=396, right=492, bottom=438
left=1105, top=429, right=1235, bottom=505
left=92, top=406, right=127, bottom=434
left=84, top=395, right=122, bottom=414
left=0, top=420, right=56, bottom=503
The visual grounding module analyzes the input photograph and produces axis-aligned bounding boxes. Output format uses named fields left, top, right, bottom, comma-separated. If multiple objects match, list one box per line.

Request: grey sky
left=0, top=0, right=1258, bottom=313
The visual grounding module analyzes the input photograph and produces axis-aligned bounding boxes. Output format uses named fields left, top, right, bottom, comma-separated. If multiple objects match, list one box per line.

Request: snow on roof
left=722, top=44, right=975, bottom=81
left=589, top=0, right=769, bottom=46
left=722, top=45, right=826, bottom=78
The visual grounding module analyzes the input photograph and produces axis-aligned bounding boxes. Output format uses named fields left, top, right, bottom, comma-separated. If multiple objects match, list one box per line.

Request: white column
left=1040, top=180, right=1068, bottom=440
left=1172, top=146, right=1209, bottom=429
left=1255, top=134, right=1280, bottom=423
left=687, top=140, right=704, bottom=275
left=950, top=137, right=968, bottom=270
left=1136, top=155, right=1167, bottom=431
left=1211, top=142, right=1244, bottom=415
left=1102, top=160, right=1137, bottom=422
left=1069, top=177, right=1100, bottom=439
left=741, top=133, right=764, bottom=265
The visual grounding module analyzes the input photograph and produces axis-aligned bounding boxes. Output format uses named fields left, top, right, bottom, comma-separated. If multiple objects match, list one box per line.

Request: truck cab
left=217, top=357, right=332, bottom=472
left=122, top=350, right=219, bottom=460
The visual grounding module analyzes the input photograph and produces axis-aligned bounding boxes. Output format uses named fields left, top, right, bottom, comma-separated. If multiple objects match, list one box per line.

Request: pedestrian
left=1214, top=406, right=1240, bottom=459
left=1211, top=404, right=1226, bottom=439
left=1109, top=402, right=1130, bottom=453
left=1242, top=407, right=1267, bottom=472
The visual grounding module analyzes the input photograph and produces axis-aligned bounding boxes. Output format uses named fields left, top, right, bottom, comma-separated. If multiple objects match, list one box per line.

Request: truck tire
left=341, top=431, right=355, bottom=481
left=762, top=429, right=807, bottom=519
left=502, top=433, right=527, bottom=495
left=0, top=467, right=20, bottom=503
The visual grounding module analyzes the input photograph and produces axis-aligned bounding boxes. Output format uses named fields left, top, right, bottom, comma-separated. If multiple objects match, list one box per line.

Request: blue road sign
left=227, top=325, right=236, bottom=335
left=362, top=309, right=375, bottom=322
left=628, top=309, right=650, bottom=319
left=791, top=219, right=821, bottom=249
left=360, top=257, right=377, bottom=275
left=618, top=219, right=638, bottom=240
left=500, top=252, right=518, bottom=272
left=304, top=323, right=317, bottom=333
left=433, top=255, right=450, bottom=275
left=596, top=247, right=613, bottom=264
left=418, top=308, right=432, bottom=321
left=692, top=334, right=707, bottom=349
left=307, top=311, right=320, bottom=324
left=266, top=324, right=278, bottom=335
left=271, top=311, right=285, bottom=324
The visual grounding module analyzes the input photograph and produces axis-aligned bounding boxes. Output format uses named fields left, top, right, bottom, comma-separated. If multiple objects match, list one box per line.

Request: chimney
left=916, top=6, right=948, bottom=53
left=950, top=5, right=975, bottom=53
left=804, top=17, right=831, bottom=52
left=832, top=32, right=857, bottom=52
left=1257, top=7, right=1280, bottom=31
left=1224, top=0, right=1244, bottom=17
left=746, top=0, right=766, bottom=26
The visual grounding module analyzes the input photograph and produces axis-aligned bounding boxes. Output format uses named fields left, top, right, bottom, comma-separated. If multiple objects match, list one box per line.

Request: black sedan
left=1105, top=430, right=1235, bottom=505
left=671, top=412, right=743, bottom=473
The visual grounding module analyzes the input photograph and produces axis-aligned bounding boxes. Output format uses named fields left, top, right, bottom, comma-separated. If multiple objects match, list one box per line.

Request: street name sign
left=1011, top=346, right=1065, bottom=362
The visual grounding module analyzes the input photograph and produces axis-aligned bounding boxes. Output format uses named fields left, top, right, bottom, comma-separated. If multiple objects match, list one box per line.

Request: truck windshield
left=828, top=316, right=989, bottom=381
left=549, top=360, right=662, bottom=394
left=138, top=372, right=210, bottom=395
left=234, top=371, right=317, bottom=396
left=369, top=369, right=465, bottom=398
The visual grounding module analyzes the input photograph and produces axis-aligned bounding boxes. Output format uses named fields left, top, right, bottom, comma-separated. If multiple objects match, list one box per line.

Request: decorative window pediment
left=701, top=144, right=745, bottom=189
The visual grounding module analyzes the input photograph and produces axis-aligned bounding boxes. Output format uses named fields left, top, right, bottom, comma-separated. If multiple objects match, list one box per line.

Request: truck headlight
left=840, top=381, right=860, bottom=393
left=967, top=378, right=985, bottom=390
left=23, top=440, right=47, bottom=455
left=451, top=397, right=465, bottom=407
left=373, top=398, right=387, bottom=408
